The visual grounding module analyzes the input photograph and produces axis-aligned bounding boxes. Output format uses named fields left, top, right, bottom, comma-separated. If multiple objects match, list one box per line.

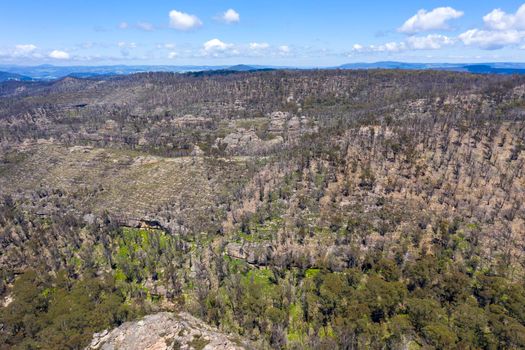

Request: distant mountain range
left=336, top=61, right=525, bottom=74
left=0, top=71, right=34, bottom=82
left=0, top=64, right=232, bottom=80
left=1, top=62, right=525, bottom=81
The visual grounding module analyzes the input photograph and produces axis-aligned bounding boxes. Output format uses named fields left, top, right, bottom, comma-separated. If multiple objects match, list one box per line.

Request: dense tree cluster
left=0, top=270, right=145, bottom=350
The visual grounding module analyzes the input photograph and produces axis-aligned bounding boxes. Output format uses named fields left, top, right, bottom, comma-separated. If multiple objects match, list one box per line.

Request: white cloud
left=353, top=42, right=405, bottom=53
left=14, top=44, right=37, bottom=56
left=383, top=42, right=407, bottom=52
left=137, top=22, right=154, bottom=31
left=119, top=22, right=129, bottom=29
left=456, top=5, right=525, bottom=50
left=163, top=43, right=176, bottom=49
left=279, top=45, right=290, bottom=53
left=222, top=9, right=240, bottom=23
left=459, top=29, right=525, bottom=50
left=399, top=7, right=464, bottom=33
left=203, top=38, right=233, bottom=52
left=3, top=44, right=40, bottom=60
left=0, top=44, right=43, bottom=61
left=483, top=5, right=525, bottom=30
left=352, top=34, right=453, bottom=53
left=49, top=50, right=70, bottom=60
left=352, top=44, right=364, bottom=51
left=249, top=42, right=270, bottom=50
left=168, top=52, right=177, bottom=59
left=201, top=39, right=239, bottom=57
left=406, top=34, right=454, bottom=49
left=169, top=10, right=202, bottom=30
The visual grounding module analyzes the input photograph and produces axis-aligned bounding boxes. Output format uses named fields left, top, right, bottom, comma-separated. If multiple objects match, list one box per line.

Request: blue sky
left=2, top=0, right=525, bottom=66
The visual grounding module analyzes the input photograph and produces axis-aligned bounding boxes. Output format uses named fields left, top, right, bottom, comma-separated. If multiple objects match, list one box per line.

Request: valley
left=0, top=69, right=525, bottom=349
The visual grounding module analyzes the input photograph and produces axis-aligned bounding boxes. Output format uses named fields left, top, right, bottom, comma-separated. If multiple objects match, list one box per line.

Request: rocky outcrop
left=213, top=112, right=316, bottom=155
left=268, top=111, right=317, bottom=142
left=87, top=312, right=248, bottom=350
left=267, top=111, right=289, bottom=133
left=172, top=115, right=213, bottom=128
left=214, top=128, right=283, bottom=155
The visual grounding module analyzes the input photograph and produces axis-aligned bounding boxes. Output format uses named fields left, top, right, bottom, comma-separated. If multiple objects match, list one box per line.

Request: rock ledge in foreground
left=87, top=312, right=248, bottom=350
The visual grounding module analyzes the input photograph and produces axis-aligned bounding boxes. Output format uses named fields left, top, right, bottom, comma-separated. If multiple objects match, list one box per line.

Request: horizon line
left=3, top=61, right=525, bottom=69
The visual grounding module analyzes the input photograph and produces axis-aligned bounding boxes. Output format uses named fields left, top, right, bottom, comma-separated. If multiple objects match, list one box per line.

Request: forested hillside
left=1, top=70, right=524, bottom=349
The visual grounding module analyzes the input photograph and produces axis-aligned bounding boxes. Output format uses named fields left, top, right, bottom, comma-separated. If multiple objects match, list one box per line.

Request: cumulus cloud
left=483, top=4, right=525, bottom=30
left=221, top=9, right=240, bottom=23
left=49, top=50, right=70, bottom=60
left=200, top=39, right=241, bottom=57
left=381, top=42, right=406, bottom=52
left=249, top=42, right=270, bottom=50
left=168, top=52, right=177, bottom=59
left=355, top=5, right=525, bottom=53
left=14, top=44, right=37, bottom=56
left=406, top=34, right=454, bottom=49
left=399, top=7, right=463, bottom=33
left=457, top=4, right=525, bottom=50
left=169, top=10, right=202, bottom=30
left=352, top=34, right=454, bottom=53
left=203, top=38, right=233, bottom=52
left=352, top=42, right=406, bottom=53
left=1, top=44, right=40, bottom=60
left=0, top=44, right=44, bottom=61
left=459, top=29, right=525, bottom=50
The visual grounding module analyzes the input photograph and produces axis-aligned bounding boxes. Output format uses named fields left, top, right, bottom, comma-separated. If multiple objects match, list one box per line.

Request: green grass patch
left=305, top=268, right=321, bottom=279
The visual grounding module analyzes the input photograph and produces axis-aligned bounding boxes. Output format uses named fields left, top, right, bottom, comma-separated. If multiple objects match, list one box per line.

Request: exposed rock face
left=214, top=128, right=283, bottom=154
left=172, top=115, right=213, bottom=128
left=268, top=111, right=317, bottom=142
left=268, top=111, right=289, bottom=133
left=212, top=112, right=316, bottom=155
left=87, top=312, right=247, bottom=350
